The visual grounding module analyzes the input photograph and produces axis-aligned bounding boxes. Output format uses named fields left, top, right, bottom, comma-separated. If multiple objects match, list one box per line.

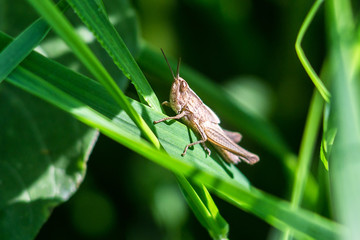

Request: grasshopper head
left=169, top=76, right=189, bottom=113
left=161, top=49, right=189, bottom=112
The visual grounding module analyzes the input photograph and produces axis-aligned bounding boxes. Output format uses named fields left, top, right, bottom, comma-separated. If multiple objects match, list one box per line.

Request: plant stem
left=283, top=90, right=324, bottom=240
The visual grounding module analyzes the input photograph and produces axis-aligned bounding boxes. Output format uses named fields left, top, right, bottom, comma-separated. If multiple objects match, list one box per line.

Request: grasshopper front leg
left=161, top=101, right=171, bottom=107
left=154, top=111, right=211, bottom=156
left=153, top=111, right=187, bottom=124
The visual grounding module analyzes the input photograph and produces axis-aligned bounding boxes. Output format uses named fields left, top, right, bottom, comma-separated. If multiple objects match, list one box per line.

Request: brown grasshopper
left=153, top=49, right=259, bottom=165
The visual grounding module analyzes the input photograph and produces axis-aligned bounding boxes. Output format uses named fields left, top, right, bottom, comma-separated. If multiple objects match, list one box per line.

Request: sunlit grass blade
left=176, top=176, right=229, bottom=239
left=26, top=0, right=160, bottom=148
left=295, top=0, right=330, bottom=102
left=326, top=0, right=360, bottom=239
left=284, top=3, right=332, bottom=239
left=290, top=91, right=324, bottom=208
left=0, top=0, right=68, bottom=83
left=283, top=90, right=324, bottom=240
left=66, top=0, right=162, bottom=111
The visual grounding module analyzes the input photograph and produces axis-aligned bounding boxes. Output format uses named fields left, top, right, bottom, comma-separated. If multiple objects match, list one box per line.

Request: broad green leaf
left=0, top=4, right=97, bottom=239
left=326, top=0, right=360, bottom=239
left=67, top=0, right=162, bottom=111
left=0, top=33, right=344, bottom=239
left=0, top=84, right=98, bottom=240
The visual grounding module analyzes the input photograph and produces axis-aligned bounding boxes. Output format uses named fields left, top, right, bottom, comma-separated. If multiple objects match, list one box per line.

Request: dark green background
left=0, top=0, right=325, bottom=239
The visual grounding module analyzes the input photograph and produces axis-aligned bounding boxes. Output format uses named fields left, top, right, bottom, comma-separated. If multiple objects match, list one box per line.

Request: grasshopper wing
left=202, top=104, right=220, bottom=123
left=213, top=145, right=241, bottom=164
left=222, top=129, right=242, bottom=143
left=204, top=122, right=259, bottom=165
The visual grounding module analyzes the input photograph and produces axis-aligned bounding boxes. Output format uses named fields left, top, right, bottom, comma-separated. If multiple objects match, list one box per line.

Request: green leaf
left=283, top=90, right=324, bottom=239
left=0, top=0, right=68, bottom=83
left=0, top=84, right=98, bottom=240
left=0, top=4, right=97, bottom=239
left=1, top=32, right=343, bottom=239
left=0, top=19, right=49, bottom=83
left=295, top=0, right=330, bottom=102
left=284, top=3, right=331, bottom=239
left=177, top=176, right=229, bottom=240
left=66, top=0, right=162, bottom=111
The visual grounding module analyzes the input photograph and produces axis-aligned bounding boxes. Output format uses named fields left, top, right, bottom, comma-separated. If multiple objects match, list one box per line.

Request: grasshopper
left=153, top=49, right=259, bottom=165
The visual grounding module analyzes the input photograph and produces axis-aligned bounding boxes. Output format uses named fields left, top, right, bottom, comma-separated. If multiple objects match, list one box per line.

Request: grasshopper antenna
left=176, top=57, right=181, bottom=78
left=160, top=48, right=176, bottom=79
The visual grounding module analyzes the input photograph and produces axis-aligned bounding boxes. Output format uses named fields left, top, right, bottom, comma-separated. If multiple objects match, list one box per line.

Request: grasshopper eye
left=180, top=81, right=188, bottom=92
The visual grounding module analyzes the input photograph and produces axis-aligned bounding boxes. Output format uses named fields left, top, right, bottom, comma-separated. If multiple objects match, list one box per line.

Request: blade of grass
left=176, top=176, right=229, bottom=240
left=26, top=0, right=160, bottom=149
left=326, top=0, right=360, bottom=239
left=0, top=0, right=68, bottom=83
left=282, top=90, right=324, bottom=240
left=281, top=2, right=331, bottom=238
left=66, top=0, right=161, bottom=111
left=295, top=0, right=330, bottom=102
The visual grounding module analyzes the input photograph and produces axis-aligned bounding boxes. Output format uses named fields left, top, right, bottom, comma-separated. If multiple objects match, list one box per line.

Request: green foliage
left=0, top=84, right=98, bottom=240
left=326, top=0, right=360, bottom=239
left=0, top=0, right=359, bottom=239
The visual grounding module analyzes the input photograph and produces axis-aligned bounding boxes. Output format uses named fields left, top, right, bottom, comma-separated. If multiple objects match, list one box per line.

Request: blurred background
left=0, top=0, right=325, bottom=239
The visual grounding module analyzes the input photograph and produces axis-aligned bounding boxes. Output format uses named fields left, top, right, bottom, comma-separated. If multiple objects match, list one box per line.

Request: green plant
left=0, top=0, right=358, bottom=239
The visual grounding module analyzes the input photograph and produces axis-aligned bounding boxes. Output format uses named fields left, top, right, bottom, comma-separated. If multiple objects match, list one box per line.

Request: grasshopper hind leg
left=182, top=118, right=211, bottom=156
left=181, top=140, right=211, bottom=156
left=201, top=142, right=211, bottom=155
